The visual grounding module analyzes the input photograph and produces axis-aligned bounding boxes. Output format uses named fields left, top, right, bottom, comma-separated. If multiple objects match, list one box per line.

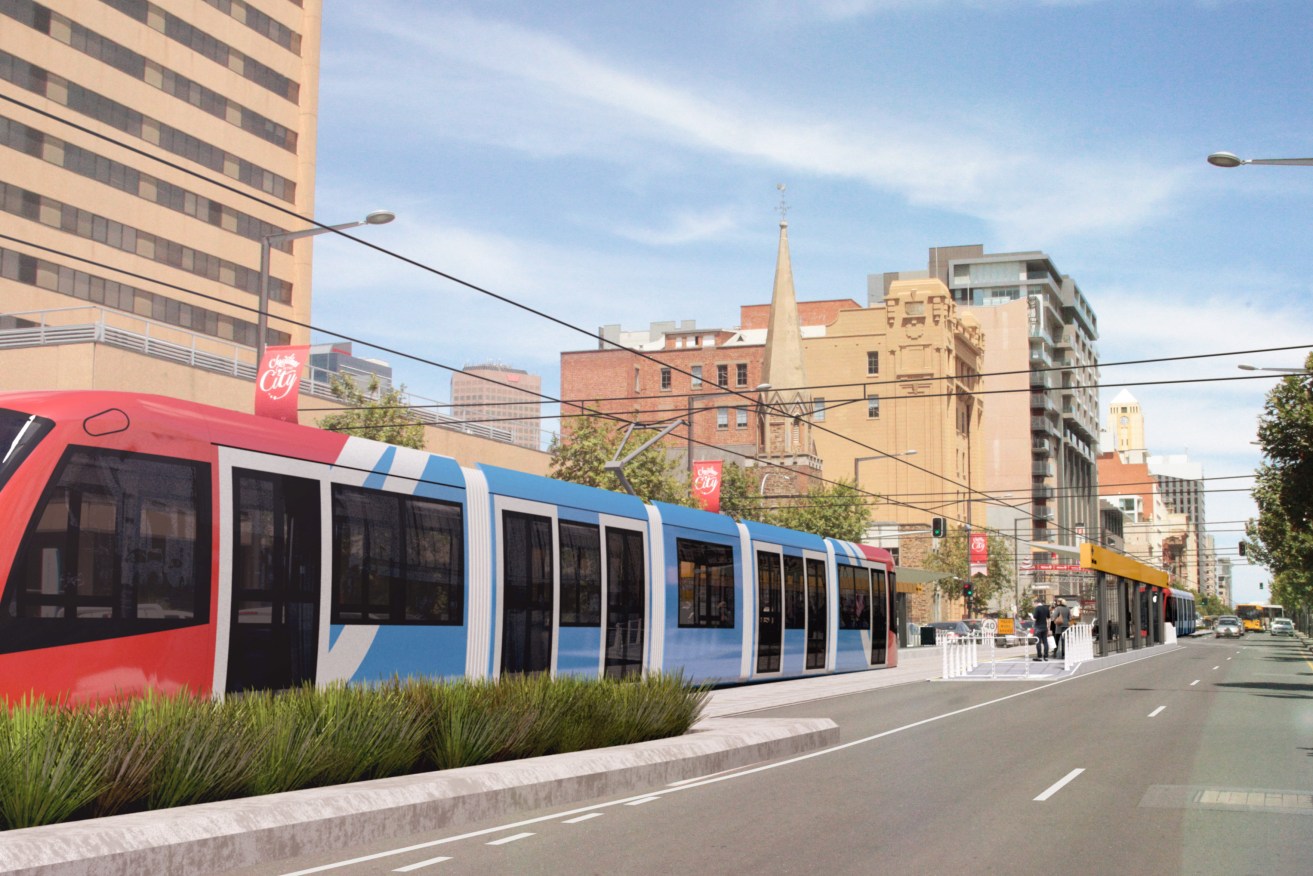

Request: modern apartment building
left=2, top=0, right=323, bottom=408
left=0, top=2, right=547, bottom=471
left=872, top=246, right=1101, bottom=581
left=450, top=363, right=544, bottom=451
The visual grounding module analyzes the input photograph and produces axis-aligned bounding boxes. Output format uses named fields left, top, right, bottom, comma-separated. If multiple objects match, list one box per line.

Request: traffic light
left=962, top=580, right=974, bottom=599
left=932, top=517, right=946, bottom=538
left=1239, top=541, right=1247, bottom=557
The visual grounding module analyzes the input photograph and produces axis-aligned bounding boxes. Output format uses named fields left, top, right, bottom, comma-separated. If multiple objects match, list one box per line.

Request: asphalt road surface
left=231, top=634, right=1313, bottom=876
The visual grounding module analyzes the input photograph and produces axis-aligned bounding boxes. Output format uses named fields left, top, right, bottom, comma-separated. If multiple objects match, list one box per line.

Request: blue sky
left=304, top=0, right=1313, bottom=604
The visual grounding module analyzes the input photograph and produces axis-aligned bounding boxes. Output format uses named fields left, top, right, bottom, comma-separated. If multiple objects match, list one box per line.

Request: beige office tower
left=1, top=0, right=322, bottom=408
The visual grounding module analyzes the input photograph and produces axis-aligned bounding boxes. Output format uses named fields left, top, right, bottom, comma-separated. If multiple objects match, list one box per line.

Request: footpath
left=0, top=642, right=1104, bottom=876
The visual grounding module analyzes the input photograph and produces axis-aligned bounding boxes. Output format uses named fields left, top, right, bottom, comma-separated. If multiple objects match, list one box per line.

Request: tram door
left=805, top=557, right=827, bottom=670
left=604, top=529, right=646, bottom=679
left=501, top=511, right=554, bottom=675
left=227, top=470, right=320, bottom=694
left=871, top=568, right=888, bottom=665
left=755, top=551, right=783, bottom=674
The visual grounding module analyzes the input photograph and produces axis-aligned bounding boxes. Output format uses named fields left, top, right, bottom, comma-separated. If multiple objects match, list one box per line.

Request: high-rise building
left=450, top=363, right=544, bottom=451
left=1, top=0, right=323, bottom=410
left=873, top=246, right=1100, bottom=583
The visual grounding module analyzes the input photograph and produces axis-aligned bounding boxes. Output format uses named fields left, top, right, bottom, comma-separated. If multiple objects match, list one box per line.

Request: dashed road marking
left=486, top=833, right=534, bottom=846
left=563, top=813, right=604, bottom=824
left=1035, top=768, right=1085, bottom=802
left=1148, top=706, right=1165, bottom=718
left=392, top=856, right=452, bottom=872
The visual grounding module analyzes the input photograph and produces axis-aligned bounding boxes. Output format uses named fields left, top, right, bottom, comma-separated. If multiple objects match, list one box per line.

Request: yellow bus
left=1234, top=603, right=1268, bottom=633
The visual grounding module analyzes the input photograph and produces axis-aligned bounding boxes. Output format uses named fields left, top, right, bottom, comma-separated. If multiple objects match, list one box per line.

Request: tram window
left=783, top=555, right=805, bottom=629
left=0, top=446, right=210, bottom=653
left=559, top=521, right=601, bottom=626
left=838, top=565, right=868, bottom=630
left=677, top=538, right=734, bottom=628
left=0, top=408, right=53, bottom=495
left=331, top=485, right=464, bottom=625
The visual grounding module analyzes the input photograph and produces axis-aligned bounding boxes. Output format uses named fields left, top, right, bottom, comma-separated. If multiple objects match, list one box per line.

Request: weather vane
left=776, top=183, right=788, bottom=222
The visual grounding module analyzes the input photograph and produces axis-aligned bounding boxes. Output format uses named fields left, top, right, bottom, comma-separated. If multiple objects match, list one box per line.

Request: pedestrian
left=1032, top=598, right=1051, bottom=661
left=1052, top=597, right=1072, bottom=659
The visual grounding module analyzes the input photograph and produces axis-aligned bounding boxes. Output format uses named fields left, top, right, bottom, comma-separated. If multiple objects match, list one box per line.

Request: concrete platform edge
left=0, top=716, right=837, bottom=876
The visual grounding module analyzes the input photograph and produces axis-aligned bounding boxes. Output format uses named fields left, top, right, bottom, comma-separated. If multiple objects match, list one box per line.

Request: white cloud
left=329, top=6, right=1189, bottom=246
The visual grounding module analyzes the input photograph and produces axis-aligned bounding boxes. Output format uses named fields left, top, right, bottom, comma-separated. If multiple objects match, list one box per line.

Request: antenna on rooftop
left=776, top=183, right=788, bottom=223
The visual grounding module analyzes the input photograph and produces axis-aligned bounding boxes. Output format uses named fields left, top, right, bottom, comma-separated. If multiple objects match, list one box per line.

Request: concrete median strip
left=0, top=716, right=837, bottom=876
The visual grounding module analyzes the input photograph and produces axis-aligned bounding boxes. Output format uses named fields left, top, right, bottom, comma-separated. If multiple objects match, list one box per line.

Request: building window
left=736, top=363, right=748, bottom=387
left=717, top=407, right=728, bottom=430
left=691, top=365, right=703, bottom=388
left=717, top=364, right=728, bottom=387
left=867, top=395, right=880, bottom=419
left=867, top=351, right=879, bottom=376
left=736, top=407, right=748, bottom=429
left=660, top=368, right=671, bottom=391
left=813, top=398, right=826, bottom=422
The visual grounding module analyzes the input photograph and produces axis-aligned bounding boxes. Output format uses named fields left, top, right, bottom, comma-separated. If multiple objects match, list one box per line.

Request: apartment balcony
left=1032, top=436, right=1051, bottom=455
left=1030, top=416, right=1055, bottom=434
left=1029, top=370, right=1051, bottom=389
left=1033, top=460, right=1053, bottom=477
left=1032, top=506, right=1055, bottom=521
left=1033, top=485, right=1056, bottom=500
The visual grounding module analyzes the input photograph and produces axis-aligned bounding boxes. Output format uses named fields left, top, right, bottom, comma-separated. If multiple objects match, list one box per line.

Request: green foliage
left=549, top=414, right=694, bottom=505
left=0, top=675, right=707, bottom=830
left=0, top=698, right=110, bottom=829
left=771, top=478, right=870, bottom=542
left=923, top=526, right=1014, bottom=611
left=317, top=373, right=426, bottom=450
left=1196, top=593, right=1228, bottom=617
left=1247, top=352, right=1313, bottom=612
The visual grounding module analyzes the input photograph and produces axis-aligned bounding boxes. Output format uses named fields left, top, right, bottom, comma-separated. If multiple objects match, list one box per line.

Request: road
left=232, top=634, right=1313, bottom=875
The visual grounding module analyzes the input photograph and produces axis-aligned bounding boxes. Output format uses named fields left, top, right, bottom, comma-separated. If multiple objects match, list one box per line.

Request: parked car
left=1270, top=618, right=1295, bottom=637
left=1214, top=616, right=1244, bottom=638
left=924, top=621, right=973, bottom=641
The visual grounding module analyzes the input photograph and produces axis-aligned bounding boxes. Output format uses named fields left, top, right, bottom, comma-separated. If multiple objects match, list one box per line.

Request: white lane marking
left=1035, top=768, right=1085, bottom=802
left=1226, top=657, right=1232, bottom=661
left=625, top=796, right=660, bottom=806
left=1190, top=680, right=1200, bottom=686
left=486, top=833, right=534, bottom=846
left=281, top=648, right=1178, bottom=875
left=392, top=856, right=452, bottom=873
left=1212, top=665, right=1220, bottom=671
left=1148, top=706, right=1165, bottom=718
left=563, top=812, right=604, bottom=824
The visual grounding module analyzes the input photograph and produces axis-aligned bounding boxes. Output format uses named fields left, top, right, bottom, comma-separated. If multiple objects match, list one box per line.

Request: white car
left=1270, top=618, right=1295, bottom=637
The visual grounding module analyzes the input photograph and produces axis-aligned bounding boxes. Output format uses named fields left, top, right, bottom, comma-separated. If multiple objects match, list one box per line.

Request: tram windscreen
left=0, top=408, right=53, bottom=495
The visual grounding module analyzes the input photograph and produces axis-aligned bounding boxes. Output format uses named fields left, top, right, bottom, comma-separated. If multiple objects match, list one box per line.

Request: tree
left=716, top=462, right=774, bottom=523
left=771, top=478, right=870, bottom=542
left=548, top=414, right=693, bottom=505
left=316, top=374, right=425, bottom=449
left=922, top=526, right=1013, bottom=615
left=1246, top=352, right=1313, bottom=612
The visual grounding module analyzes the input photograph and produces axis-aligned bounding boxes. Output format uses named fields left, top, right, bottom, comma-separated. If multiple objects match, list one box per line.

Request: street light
left=852, top=450, right=917, bottom=483
left=1207, top=152, right=1313, bottom=168
left=687, top=383, right=770, bottom=477
left=1237, top=363, right=1309, bottom=374
left=256, top=210, right=396, bottom=361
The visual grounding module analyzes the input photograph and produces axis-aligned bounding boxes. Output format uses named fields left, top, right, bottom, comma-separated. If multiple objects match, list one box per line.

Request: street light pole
left=256, top=210, right=396, bottom=361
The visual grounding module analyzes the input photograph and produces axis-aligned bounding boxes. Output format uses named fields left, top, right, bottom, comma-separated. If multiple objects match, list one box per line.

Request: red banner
left=254, top=345, right=308, bottom=422
left=968, top=530, right=988, bottom=577
left=691, top=460, right=723, bottom=513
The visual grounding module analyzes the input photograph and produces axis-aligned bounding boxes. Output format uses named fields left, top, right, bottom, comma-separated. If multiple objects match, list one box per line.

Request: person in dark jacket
left=1052, top=597, right=1072, bottom=659
left=1032, top=599, right=1051, bottom=661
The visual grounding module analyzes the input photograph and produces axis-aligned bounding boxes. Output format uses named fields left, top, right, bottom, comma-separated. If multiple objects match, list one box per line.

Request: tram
left=0, top=391, right=897, bottom=703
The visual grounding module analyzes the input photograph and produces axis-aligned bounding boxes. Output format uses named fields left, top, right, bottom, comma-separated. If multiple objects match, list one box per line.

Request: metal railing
left=0, top=306, right=516, bottom=443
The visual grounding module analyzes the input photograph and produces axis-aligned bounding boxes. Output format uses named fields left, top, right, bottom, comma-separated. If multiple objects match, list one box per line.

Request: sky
left=304, top=0, right=1313, bottom=605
